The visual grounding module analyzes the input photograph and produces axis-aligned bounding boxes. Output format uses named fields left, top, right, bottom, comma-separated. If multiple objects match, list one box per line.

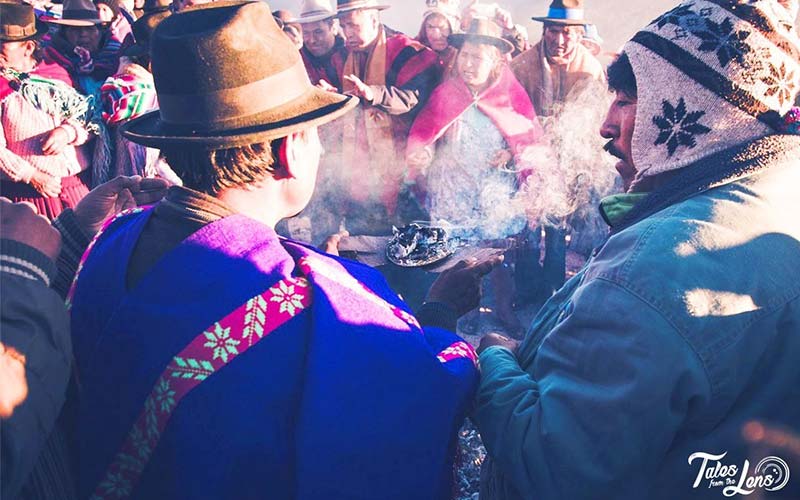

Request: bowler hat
left=532, top=0, right=588, bottom=26
left=336, top=0, right=388, bottom=15
left=122, top=0, right=357, bottom=148
left=288, top=0, right=336, bottom=24
left=45, top=0, right=106, bottom=26
left=123, top=10, right=170, bottom=57
left=0, top=2, right=49, bottom=42
left=448, top=17, right=513, bottom=54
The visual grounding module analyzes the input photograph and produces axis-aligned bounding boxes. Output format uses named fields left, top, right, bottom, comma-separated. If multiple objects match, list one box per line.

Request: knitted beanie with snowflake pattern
left=623, top=0, right=800, bottom=178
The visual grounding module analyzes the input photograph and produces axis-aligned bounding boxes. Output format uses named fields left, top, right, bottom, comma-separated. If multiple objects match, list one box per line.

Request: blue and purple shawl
left=69, top=207, right=478, bottom=500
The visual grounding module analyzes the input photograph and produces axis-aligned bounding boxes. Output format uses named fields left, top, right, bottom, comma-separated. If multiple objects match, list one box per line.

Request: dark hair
left=607, top=52, right=637, bottom=98
left=161, top=140, right=284, bottom=195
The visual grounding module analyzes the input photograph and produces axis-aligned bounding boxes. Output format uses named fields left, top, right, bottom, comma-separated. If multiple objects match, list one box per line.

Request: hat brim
left=45, top=17, right=106, bottom=26
left=448, top=33, right=514, bottom=54
left=531, top=16, right=587, bottom=26
left=336, top=4, right=390, bottom=14
left=290, top=12, right=337, bottom=24
left=0, top=19, right=50, bottom=42
left=121, top=88, right=359, bottom=148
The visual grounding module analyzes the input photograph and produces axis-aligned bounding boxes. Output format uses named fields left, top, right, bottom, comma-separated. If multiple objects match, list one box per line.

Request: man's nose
left=600, top=112, right=618, bottom=139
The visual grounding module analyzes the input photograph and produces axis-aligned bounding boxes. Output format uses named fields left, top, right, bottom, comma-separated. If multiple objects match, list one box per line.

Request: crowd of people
left=1, top=0, right=800, bottom=498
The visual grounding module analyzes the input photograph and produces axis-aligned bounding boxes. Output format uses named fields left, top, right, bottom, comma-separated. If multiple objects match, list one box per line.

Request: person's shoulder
left=511, top=42, right=541, bottom=67
left=386, top=32, right=431, bottom=54
left=573, top=44, right=605, bottom=76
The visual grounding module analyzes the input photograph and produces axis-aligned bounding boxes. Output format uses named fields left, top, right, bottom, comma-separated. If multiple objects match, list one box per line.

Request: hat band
left=158, top=60, right=312, bottom=127
left=546, top=7, right=584, bottom=20
left=62, top=9, right=103, bottom=20
left=2, top=23, right=37, bottom=37
left=302, top=8, right=334, bottom=17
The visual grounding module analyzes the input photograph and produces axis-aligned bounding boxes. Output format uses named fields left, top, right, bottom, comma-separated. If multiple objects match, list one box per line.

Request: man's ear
left=278, top=130, right=309, bottom=180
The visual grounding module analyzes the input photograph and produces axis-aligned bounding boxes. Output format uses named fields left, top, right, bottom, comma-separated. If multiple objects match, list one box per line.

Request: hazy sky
left=269, top=0, right=679, bottom=55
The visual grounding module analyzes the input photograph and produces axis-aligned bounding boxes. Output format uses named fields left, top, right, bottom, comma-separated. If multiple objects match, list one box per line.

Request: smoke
left=516, top=79, right=620, bottom=254
left=284, top=77, right=620, bottom=259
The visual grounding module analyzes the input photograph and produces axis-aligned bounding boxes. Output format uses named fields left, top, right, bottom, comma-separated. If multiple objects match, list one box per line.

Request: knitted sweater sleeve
left=0, top=106, right=36, bottom=183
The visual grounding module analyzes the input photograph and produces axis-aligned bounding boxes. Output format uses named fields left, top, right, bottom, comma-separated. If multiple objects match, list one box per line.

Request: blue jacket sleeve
left=1, top=273, right=72, bottom=499
left=474, top=277, right=712, bottom=499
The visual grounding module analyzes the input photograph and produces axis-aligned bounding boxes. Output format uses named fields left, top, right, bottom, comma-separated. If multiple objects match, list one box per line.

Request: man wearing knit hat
left=474, top=1, right=800, bottom=499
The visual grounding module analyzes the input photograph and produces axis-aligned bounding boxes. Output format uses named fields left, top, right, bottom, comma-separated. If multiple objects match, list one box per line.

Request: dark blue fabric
left=70, top=209, right=477, bottom=500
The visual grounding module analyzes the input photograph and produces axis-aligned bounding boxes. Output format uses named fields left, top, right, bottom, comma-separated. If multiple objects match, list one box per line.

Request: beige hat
left=288, top=0, right=337, bottom=24
left=335, top=0, right=389, bottom=15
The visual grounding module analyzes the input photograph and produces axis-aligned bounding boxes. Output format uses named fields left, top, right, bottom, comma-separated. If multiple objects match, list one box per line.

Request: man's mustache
left=604, top=140, right=625, bottom=160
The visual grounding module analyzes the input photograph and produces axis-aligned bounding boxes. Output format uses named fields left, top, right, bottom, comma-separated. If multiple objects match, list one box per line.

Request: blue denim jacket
left=474, top=135, right=800, bottom=499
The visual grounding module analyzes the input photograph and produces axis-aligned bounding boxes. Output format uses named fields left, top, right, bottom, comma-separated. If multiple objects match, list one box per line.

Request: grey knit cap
left=624, top=0, right=800, bottom=177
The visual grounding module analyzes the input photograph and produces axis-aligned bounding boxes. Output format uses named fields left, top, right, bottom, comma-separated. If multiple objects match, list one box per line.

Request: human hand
left=343, top=74, right=374, bottom=103
left=425, top=255, right=504, bottom=317
left=29, top=170, right=62, bottom=198
left=0, top=342, right=28, bottom=419
left=494, top=7, right=514, bottom=30
left=73, top=175, right=169, bottom=236
left=42, top=126, right=71, bottom=156
left=316, top=79, right=338, bottom=93
left=0, top=198, right=62, bottom=261
left=73, top=46, right=94, bottom=74
left=321, top=230, right=349, bottom=256
left=477, top=332, right=520, bottom=355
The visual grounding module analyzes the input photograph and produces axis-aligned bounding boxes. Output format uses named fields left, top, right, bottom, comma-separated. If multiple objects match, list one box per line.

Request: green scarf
left=599, top=192, right=649, bottom=229
left=1, top=67, right=97, bottom=133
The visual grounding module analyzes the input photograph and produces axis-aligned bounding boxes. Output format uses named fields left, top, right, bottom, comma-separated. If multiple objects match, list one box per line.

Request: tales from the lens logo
left=688, top=451, right=790, bottom=497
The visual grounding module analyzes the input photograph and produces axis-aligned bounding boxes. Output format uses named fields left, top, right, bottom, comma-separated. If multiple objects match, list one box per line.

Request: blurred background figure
left=509, top=0, right=605, bottom=305
left=416, top=4, right=459, bottom=75
left=1, top=1, right=95, bottom=220
left=43, top=0, right=123, bottom=96
left=273, top=9, right=304, bottom=49
left=580, top=23, right=602, bottom=57
left=407, top=18, right=545, bottom=333
left=100, top=10, right=180, bottom=184
left=293, top=0, right=345, bottom=88
left=334, top=0, right=440, bottom=234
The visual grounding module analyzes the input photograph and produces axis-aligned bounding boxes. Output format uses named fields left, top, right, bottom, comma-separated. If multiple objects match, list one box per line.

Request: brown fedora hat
left=532, top=0, right=588, bottom=26
left=0, top=2, right=49, bottom=42
left=45, top=0, right=106, bottom=26
left=449, top=17, right=513, bottom=54
left=336, top=0, right=389, bottom=15
left=122, top=0, right=357, bottom=148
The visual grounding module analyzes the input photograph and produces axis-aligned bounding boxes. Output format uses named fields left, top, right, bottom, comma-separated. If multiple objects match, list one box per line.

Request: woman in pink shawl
left=407, top=18, right=545, bottom=334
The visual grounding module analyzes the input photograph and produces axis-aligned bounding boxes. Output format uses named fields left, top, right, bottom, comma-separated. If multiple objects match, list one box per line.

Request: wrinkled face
left=424, top=13, right=451, bottom=52
left=600, top=91, right=638, bottom=191
left=339, top=9, right=380, bottom=51
left=457, top=42, right=498, bottom=90
left=302, top=19, right=336, bottom=57
left=63, top=25, right=101, bottom=53
left=542, top=24, right=583, bottom=64
left=0, top=40, right=36, bottom=72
